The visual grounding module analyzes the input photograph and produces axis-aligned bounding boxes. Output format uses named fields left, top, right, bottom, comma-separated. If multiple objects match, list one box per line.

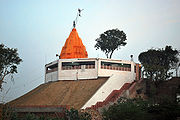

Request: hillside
left=9, top=77, right=108, bottom=109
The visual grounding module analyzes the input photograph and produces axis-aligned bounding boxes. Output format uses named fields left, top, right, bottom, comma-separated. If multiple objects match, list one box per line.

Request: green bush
left=65, top=108, right=91, bottom=120
left=1, top=107, right=90, bottom=120
left=102, top=97, right=180, bottom=120
left=102, top=98, right=150, bottom=120
left=2, top=105, right=18, bottom=120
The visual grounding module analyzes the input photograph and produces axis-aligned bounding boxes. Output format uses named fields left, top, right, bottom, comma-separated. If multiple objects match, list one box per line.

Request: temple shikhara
left=60, top=28, right=88, bottom=59
left=9, top=10, right=142, bottom=118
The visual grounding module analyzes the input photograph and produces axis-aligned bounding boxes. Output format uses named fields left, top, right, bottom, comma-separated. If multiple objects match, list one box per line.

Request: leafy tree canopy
left=94, top=28, right=127, bottom=59
left=138, top=46, right=179, bottom=85
left=0, top=44, right=22, bottom=90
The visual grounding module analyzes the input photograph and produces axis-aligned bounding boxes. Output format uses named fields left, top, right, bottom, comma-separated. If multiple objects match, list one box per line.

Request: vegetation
left=94, top=28, right=127, bottom=59
left=1, top=104, right=18, bottom=120
left=1, top=106, right=91, bottom=120
left=0, top=44, right=22, bottom=90
left=138, top=46, right=179, bottom=86
left=102, top=46, right=180, bottom=120
left=66, top=108, right=91, bottom=120
left=102, top=98, right=149, bottom=120
left=102, top=97, right=180, bottom=120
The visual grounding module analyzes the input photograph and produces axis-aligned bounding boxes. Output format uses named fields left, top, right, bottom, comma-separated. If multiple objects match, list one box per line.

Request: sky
left=0, top=0, right=180, bottom=102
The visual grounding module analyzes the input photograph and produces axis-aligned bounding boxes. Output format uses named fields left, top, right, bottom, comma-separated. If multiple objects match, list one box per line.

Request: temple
left=9, top=23, right=142, bottom=118
left=44, top=27, right=141, bottom=110
left=45, top=27, right=141, bottom=82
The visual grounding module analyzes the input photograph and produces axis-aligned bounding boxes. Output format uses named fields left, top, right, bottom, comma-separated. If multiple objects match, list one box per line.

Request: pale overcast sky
left=0, top=0, right=180, bottom=102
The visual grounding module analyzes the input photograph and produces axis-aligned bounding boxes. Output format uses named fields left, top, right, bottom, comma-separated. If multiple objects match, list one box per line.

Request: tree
left=138, top=46, right=179, bottom=86
left=0, top=44, right=22, bottom=90
left=94, top=28, right=127, bottom=59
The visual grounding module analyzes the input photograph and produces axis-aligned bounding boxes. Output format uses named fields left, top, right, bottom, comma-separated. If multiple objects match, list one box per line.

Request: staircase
left=85, top=82, right=133, bottom=111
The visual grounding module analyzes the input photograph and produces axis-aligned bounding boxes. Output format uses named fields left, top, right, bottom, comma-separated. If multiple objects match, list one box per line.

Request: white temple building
left=44, top=27, right=141, bottom=109
left=9, top=19, right=141, bottom=113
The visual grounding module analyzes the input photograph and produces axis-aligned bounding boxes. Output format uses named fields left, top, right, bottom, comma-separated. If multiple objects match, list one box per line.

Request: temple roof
left=60, top=28, right=88, bottom=59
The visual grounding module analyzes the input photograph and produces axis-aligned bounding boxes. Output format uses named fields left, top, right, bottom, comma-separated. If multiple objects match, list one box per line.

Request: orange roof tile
left=60, top=28, right=88, bottom=59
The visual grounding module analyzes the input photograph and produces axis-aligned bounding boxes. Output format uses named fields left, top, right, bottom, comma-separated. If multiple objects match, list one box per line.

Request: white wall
left=45, top=71, right=58, bottom=83
left=45, top=60, right=58, bottom=83
left=58, top=59, right=98, bottom=80
left=81, top=72, right=134, bottom=109
left=45, top=58, right=137, bottom=82
left=98, top=59, right=136, bottom=78
left=78, top=68, right=98, bottom=80
left=58, top=67, right=98, bottom=80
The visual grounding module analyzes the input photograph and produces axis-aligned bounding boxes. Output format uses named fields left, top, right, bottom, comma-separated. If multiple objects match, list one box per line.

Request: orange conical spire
left=60, top=28, right=88, bottom=59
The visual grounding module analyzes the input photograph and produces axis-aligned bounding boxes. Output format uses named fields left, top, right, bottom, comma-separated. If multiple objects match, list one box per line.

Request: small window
left=101, top=61, right=131, bottom=71
left=134, top=65, right=136, bottom=73
left=62, top=61, right=95, bottom=70
left=46, top=63, right=58, bottom=73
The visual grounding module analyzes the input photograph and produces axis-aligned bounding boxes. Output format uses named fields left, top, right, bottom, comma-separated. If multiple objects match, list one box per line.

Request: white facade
left=45, top=60, right=58, bottom=83
left=58, top=58, right=98, bottom=80
left=45, top=58, right=139, bottom=82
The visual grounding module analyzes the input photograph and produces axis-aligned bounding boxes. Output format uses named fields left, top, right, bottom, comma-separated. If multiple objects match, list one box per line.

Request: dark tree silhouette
left=0, top=44, right=22, bottom=90
left=94, top=28, right=127, bottom=59
left=138, top=46, right=179, bottom=86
